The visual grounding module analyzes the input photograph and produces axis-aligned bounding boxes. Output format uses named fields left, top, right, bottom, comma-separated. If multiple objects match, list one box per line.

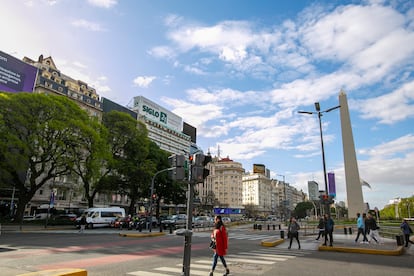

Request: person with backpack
left=315, top=216, right=325, bottom=241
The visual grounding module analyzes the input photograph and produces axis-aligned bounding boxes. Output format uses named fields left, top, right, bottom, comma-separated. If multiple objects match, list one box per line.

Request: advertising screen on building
left=253, top=164, right=266, bottom=174
left=0, top=51, right=37, bottom=93
left=183, top=122, right=196, bottom=143
left=133, top=96, right=182, bottom=131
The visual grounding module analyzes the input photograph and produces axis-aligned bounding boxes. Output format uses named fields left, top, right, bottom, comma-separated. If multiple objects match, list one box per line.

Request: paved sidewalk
left=262, top=231, right=413, bottom=256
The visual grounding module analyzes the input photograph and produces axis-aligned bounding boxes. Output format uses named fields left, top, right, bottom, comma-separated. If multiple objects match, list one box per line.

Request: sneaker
left=209, top=271, right=214, bottom=276
left=223, top=268, right=230, bottom=276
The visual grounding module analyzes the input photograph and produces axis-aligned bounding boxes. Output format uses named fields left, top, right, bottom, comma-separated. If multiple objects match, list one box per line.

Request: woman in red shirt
left=209, top=215, right=230, bottom=276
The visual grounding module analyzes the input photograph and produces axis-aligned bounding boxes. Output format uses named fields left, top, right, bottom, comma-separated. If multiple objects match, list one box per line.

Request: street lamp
left=149, top=167, right=173, bottom=232
left=298, top=102, right=340, bottom=215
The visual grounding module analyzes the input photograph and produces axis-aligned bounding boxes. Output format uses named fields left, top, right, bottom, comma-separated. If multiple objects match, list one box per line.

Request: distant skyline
left=2, top=0, right=414, bottom=209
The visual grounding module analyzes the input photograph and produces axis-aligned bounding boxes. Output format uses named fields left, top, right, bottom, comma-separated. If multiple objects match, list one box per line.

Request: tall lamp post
left=298, top=102, right=340, bottom=215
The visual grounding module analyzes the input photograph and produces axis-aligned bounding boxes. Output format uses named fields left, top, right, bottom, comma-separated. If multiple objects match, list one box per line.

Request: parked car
left=161, top=214, right=187, bottom=230
left=53, top=214, right=77, bottom=222
left=74, top=207, right=126, bottom=229
left=194, top=216, right=214, bottom=228
left=23, top=215, right=35, bottom=221
left=222, top=217, right=232, bottom=223
left=110, top=216, right=130, bottom=229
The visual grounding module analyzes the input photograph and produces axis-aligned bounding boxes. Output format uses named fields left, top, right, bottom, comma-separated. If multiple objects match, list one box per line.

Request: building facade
left=23, top=55, right=103, bottom=119
left=196, top=157, right=245, bottom=215
left=131, top=96, right=192, bottom=156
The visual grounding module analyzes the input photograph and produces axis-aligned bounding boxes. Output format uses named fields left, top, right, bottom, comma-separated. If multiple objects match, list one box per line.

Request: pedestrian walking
left=355, top=213, right=368, bottom=243
left=315, top=216, right=325, bottom=240
left=79, top=214, right=87, bottom=233
left=400, top=219, right=414, bottom=247
left=209, top=215, right=230, bottom=276
left=366, top=213, right=380, bottom=244
left=287, top=217, right=301, bottom=249
left=363, top=213, right=369, bottom=239
left=323, top=213, right=334, bottom=246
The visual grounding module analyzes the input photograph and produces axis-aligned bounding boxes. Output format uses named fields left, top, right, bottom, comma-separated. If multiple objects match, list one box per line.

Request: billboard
left=183, top=122, right=196, bottom=143
left=0, top=51, right=37, bottom=93
left=102, top=97, right=138, bottom=119
left=253, top=164, right=266, bottom=174
left=132, top=96, right=182, bottom=131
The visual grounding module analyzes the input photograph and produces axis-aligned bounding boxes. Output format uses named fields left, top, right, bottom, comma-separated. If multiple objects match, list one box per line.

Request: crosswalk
left=192, top=231, right=281, bottom=241
left=126, top=247, right=312, bottom=275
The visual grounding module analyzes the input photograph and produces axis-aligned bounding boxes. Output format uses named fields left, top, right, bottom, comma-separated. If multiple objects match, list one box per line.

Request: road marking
left=238, top=252, right=296, bottom=259
left=224, top=257, right=275, bottom=264
left=177, top=263, right=211, bottom=269
left=127, top=272, right=171, bottom=276
left=231, top=254, right=288, bottom=261
left=126, top=246, right=301, bottom=275
left=155, top=266, right=207, bottom=276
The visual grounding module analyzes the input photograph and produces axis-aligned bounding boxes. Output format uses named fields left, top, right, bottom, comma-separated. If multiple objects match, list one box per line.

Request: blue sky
left=2, top=0, right=414, bottom=210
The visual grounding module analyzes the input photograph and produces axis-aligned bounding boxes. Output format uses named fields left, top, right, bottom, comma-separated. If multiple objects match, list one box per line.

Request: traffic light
left=168, top=154, right=186, bottom=181
left=191, top=153, right=212, bottom=182
left=319, top=194, right=334, bottom=205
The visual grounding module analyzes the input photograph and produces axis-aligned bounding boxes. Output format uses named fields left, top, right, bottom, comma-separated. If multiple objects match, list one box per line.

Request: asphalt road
left=0, top=226, right=413, bottom=276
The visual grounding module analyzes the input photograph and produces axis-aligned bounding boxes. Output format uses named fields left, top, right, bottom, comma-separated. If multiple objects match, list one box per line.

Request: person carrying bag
left=209, top=216, right=230, bottom=276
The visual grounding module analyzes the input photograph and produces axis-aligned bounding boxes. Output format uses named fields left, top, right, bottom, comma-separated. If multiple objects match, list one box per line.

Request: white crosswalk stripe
left=126, top=247, right=303, bottom=275
left=192, top=231, right=280, bottom=241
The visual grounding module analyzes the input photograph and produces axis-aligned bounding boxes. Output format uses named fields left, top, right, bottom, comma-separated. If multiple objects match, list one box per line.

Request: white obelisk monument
left=339, top=90, right=365, bottom=219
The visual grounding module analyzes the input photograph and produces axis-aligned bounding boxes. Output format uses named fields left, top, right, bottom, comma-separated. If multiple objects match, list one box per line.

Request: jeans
left=355, top=227, right=367, bottom=242
left=324, top=230, right=333, bottom=245
left=288, top=232, right=301, bottom=248
left=211, top=252, right=227, bottom=271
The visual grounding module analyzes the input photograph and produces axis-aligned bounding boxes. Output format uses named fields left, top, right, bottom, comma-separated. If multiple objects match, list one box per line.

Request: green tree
left=0, top=92, right=91, bottom=222
left=102, top=111, right=152, bottom=215
left=293, top=201, right=314, bottom=219
left=68, top=116, right=111, bottom=208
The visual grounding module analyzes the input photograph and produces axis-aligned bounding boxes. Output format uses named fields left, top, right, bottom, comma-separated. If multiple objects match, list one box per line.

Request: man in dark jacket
left=323, top=214, right=334, bottom=246
left=366, top=213, right=380, bottom=244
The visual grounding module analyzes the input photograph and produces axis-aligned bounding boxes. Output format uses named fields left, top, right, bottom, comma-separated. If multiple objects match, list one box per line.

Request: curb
left=17, top=268, right=87, bottom=276
left=119, top=232, right=166, bottom=238
left=318, top=244, right=405, bottom=256
left=261, top=238, right=285, bottom=247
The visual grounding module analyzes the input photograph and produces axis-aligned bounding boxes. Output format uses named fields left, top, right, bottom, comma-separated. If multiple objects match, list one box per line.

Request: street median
left=261, top=238, right=285, bottom=247
left=318, top=244, right=405, bottom=255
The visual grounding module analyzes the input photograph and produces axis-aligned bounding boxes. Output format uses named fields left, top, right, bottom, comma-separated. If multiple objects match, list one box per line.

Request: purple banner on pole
left=0, top=51, right=37, bottom=93
left=328, top=172, right=336, bottom=197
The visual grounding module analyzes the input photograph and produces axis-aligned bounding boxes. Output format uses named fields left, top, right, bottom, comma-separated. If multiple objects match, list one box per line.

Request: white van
left=78, top=207, right=125, bottom=228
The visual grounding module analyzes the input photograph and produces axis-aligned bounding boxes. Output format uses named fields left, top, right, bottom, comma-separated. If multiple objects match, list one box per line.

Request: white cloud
left=148, top=46, right=176, bottom=59
left=133, top=76, right=156, bottom=88
left=300, top=5, right=405, bottom=62
left=71, top=19, right=107, bottom=32
left=352, top=81, right=414, bottom=124
left=87, top=0, right=117, bottom=9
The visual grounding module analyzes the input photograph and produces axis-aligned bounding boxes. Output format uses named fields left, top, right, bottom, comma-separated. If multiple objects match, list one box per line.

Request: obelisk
left=339, top=90, right=365, bottom=219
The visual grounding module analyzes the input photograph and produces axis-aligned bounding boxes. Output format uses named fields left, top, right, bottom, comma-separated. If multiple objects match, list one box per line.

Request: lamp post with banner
left=298, top=102, right=340, bottom=215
